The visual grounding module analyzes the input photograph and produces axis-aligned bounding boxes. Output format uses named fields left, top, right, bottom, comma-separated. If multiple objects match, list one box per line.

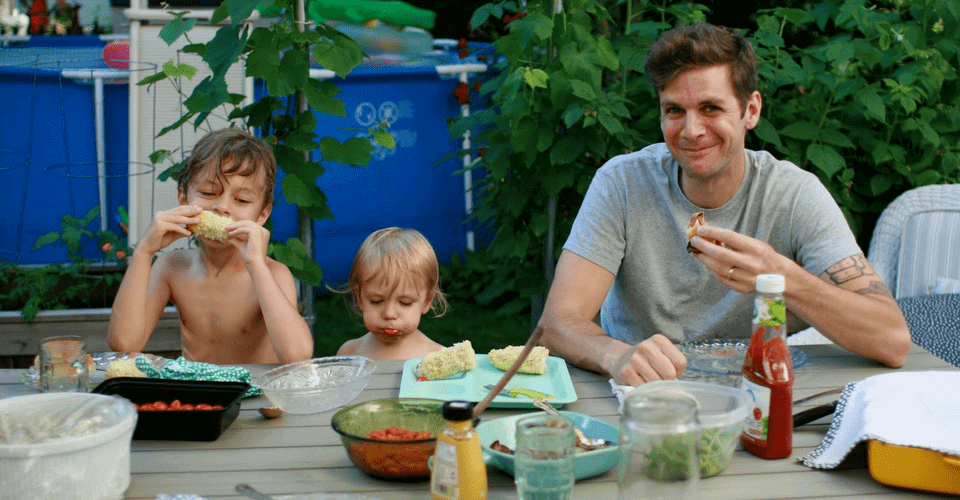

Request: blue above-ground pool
left=267, top=54, right=493, bottom=288
left=0, top=41, right=130, bottom=266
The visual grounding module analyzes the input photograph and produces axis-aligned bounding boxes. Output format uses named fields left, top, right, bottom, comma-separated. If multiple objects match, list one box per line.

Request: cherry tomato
left=180, top=403, right=195, bottom=411
left=195, top=404, right=213, bottom=410
left=169, top=399, right=182, bottom=410
left=154, top=401, right=169, bottom=411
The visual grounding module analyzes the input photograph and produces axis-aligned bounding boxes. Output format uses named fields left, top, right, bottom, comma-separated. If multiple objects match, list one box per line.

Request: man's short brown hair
left=177, top=128, right=277, bottom=207
left=645, top=23, right=759, bottom=114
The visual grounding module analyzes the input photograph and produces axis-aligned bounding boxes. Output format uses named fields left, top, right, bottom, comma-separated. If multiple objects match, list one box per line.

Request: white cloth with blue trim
left=801, top=371, right=960, bottom=469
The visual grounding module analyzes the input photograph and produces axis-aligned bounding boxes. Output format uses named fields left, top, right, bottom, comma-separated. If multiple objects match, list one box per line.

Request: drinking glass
left=38, top=335, right=89, bottom=392
left=618, top=389, right=701, bottom=500
left=514, top=412, right=576, bottom=500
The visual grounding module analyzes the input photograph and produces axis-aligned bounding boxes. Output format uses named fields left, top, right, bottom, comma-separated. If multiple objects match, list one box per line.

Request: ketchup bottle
left=741, top=274, right=794, bottom=459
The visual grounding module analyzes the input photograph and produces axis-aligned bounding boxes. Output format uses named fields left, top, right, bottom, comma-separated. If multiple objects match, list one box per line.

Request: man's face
left=659, top=64, right=761, bottom=183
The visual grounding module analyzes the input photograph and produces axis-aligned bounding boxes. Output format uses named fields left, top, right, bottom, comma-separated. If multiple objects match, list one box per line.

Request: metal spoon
left=533, top=398, right=609, bottom=450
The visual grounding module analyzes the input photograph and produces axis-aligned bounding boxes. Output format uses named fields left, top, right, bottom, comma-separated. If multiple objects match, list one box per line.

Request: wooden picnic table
left=0, top=342, right=955, bottom=499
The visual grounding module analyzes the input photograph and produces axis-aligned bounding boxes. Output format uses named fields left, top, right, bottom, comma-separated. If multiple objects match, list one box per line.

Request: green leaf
left=303, top=79, right=345, bottom=117
left=619, top=44, right=646, bottom=72
left=162, top=61, right=197, bottom=79
left=136, top=71, right=168, bottom=86
left=204, top=24, right=246, bottom=78
left=183, top=76, right=231, bottom=113
left=549, top=135, right=584, bottom=166
left=569, top=79, right=597, bottom=100
left=149, top=150, right=172, bottom=164
left=312, top=29, right=363, bottom=78
left=523, top=68, right=549, bottom=90
left=561, top=104, right=586, bottom=128
left=158, top=16, right=196, bottom=46
left=32, top=232, right=61, bottom=251
left=226, top=0, right=259, bottom=26
left=371, top=128, right=396, bottom=149
left=780, top=122, right=818, bottom=141
left=806, top=144, right=845, bottom=178
left=597, top=111, right=624, bottom=135
left=318, top=136, right=373, bottom=166
left=858, top=90, right=885, bottom=123
left=869, top=174, right=893, bottom=196
left=271, top=238, right=323, bottom=285
left=820, top=130, right=855, bottom=149
left=157, top=112, right=195, bottom=137
left=753, top=118, right=782, bottom=148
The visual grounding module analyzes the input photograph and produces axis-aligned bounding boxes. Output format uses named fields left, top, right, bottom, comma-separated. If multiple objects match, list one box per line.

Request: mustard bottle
left=431, top=400, right=487, bottom=500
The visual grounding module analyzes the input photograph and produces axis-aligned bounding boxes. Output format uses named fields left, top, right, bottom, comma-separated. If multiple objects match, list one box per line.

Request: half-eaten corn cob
left=190, top=211, right=232, bottom=241
left=416, top=340, right=476, bottom=380
left=488, top=345, right=549, bottom=374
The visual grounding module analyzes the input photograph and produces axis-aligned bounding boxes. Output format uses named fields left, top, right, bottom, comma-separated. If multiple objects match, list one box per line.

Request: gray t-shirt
left=563, top=143, right=861, bottom=344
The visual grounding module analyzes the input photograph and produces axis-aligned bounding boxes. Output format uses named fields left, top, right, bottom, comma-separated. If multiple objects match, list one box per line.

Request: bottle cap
left=756, top=274, right=785, bottom=293
left=442, top=400, right=475, bottom=421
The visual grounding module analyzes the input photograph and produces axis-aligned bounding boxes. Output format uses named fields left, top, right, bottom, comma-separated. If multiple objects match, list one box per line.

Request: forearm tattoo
left=825, top=255, right=894, bottom=298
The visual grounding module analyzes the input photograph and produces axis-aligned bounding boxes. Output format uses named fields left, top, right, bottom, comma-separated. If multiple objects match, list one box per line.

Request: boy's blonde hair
left=345, top=227, right=449, bottom=317
left=177, top=128, right=277, bottom=208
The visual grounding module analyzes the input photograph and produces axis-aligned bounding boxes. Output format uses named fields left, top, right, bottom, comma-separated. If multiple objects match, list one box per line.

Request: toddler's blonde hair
left=344, top=227, right=449, bottom=316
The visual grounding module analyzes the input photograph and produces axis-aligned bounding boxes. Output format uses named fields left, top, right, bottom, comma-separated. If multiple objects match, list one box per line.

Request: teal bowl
left=476, top=411, right=620, bottom=480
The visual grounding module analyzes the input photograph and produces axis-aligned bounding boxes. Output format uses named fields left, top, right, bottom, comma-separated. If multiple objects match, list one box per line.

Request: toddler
left=336, top=227, right=449, bottom=360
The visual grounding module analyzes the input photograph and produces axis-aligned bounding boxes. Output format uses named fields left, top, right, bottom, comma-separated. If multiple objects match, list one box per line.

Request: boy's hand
left=227, top=220, right=271, bottom=266
left=137, top=206, right=201, bottom=256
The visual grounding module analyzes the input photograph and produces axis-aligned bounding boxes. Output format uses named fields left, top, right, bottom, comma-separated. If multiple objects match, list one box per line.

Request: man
left=538, top=23, right=911, bottom=386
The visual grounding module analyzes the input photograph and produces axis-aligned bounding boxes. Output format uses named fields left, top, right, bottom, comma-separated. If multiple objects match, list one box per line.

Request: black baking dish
left=93, top=377, right=249, bottom=441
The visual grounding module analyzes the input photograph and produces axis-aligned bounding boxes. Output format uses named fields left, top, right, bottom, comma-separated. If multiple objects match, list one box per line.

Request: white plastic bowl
left=0, top=392, right=137, bottom=500
left=257, top=357, right=377, bottom=414
left=622, top=380, right=751, bottom=477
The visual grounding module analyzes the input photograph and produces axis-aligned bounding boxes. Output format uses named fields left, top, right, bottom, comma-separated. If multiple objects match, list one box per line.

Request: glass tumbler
left=39, top=335, right=89, bottom=392
left=618, top=390, right=701, bottom=500
left=514, top=412, right=576, bottom=500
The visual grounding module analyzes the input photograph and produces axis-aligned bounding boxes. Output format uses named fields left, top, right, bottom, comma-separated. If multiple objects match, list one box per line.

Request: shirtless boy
left=108, top=128, right=314, bottom=364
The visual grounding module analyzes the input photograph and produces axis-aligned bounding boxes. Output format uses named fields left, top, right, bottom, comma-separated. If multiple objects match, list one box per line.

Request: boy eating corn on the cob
left=335, top=227, right=449, bottom=360
left=108, top=128, right=314, bottom=364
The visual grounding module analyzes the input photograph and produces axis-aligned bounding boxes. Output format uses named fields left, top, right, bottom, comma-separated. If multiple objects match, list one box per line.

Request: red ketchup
left=740, top=274, right=794, bottom=459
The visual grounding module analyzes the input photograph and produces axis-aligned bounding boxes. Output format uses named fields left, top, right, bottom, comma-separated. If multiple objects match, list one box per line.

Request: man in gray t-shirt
left=538, top=23, right=911, bottom=386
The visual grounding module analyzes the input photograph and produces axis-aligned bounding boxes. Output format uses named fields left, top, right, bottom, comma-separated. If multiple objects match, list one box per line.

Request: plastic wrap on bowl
left=0, top=392, right=137, bottom=500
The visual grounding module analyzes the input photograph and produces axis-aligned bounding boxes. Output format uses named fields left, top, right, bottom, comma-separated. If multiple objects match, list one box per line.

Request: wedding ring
left=727, top=266, right=735, bottom=279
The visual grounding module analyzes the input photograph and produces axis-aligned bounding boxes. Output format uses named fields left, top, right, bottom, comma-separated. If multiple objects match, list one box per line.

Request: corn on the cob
left=416, top=340, right=476, bottom=380
left=190, top=211, right=232, bottom=241
left=488, top=345, right=549, bottom=374
left=104, top=359, right=147, bottom=379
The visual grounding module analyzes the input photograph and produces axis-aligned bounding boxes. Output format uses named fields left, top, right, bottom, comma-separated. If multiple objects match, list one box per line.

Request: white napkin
left=801, top=371, right=960, bottom=468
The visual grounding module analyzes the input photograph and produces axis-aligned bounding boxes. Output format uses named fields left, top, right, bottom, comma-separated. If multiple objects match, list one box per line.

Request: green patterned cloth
left=135, top=356, right=262, bottom=398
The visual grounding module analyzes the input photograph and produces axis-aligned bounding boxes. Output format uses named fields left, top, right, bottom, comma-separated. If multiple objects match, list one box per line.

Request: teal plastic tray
left=398, top=354, right=578, bottom=408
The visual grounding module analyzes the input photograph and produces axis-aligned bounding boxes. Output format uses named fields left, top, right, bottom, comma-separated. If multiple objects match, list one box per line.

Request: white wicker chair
left=866, top=184, right=960, bottom=298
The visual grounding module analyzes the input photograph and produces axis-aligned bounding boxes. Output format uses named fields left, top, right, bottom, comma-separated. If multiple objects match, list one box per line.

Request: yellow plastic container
left=868, top=440, right=960, bottom=495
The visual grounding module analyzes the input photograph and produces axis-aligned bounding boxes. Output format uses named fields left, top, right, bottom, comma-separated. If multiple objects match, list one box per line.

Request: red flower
left=116, top=250, right=127, bottom=259
left=473, top=81, right=482, bottom=91
left=101, top=243, right=113, bottom=252
left=457, top=38, right=468, bottom=49
left=454, top=82, right=471, bottom=105
left=459, top=48, right=469, bottom=59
